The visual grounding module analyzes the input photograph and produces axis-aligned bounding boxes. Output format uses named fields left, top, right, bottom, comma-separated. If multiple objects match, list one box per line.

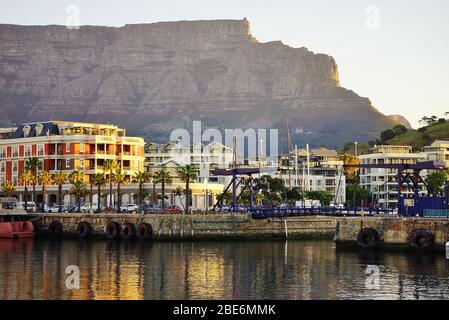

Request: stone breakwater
left=27, top=213, right=449, bottom=251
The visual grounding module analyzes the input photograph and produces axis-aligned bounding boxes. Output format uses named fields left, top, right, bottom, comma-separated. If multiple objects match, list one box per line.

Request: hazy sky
left=1, top=0, right=448, bottom=128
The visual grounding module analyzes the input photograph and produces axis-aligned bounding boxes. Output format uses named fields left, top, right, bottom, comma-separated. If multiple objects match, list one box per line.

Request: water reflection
left=0, top=239, right=448, bottom=300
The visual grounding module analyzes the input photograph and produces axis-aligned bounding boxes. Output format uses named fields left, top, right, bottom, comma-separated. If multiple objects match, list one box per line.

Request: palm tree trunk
left=41, top=184, right=46, bottom=212
left=58, top=184, right=62, bottom=212
left=117, top=182, right=121, bottom=212
left=24, top=184, right=28, bottom=211
left=97, top=185, right=101, bottom=212
left=161, top=180, right=165, bottom=211
left=32, top=181, right=36, bottom=205
left=109, top=175, right=113, bottom=211
left=185, top=179, right=190, bottom=214
left=77, top=194, right=81, bottom=212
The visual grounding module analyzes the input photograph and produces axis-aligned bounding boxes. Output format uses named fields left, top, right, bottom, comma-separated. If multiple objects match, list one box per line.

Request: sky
left=0, top=0, right=448, bottom=128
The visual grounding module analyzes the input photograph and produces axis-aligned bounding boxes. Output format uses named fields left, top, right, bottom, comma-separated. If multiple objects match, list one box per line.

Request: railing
left=250, top=206, right=394, bottom=219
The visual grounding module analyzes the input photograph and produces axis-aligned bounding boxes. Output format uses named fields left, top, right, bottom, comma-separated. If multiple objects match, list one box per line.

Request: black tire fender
left=105, top=222, right=121, bottom=240
left=77, top=221, right=93, bottom=239
left=137, top=223, right=153, bottom=241
left=121, top=222, right=137, bottom=240
left=357, top=228, right=379, bottom=248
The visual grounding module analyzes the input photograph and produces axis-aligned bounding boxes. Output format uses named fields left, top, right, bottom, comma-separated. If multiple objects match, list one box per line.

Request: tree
left=286, top=187, right=303, bottom=205
left=380, top=129, right=395, bottom=142
left=305, top=190, right=333, bottom=207
left=216, top=191, right=233, bottom=207
left=393, top=124, right=408, bottom=136
left=153, top=168, right=172, bottom=211
left=38, top=170, right=52, bottom=212
left=104, top=159, right=119, bottom=210
left=419, top=116, right=429, bottom=127
left=69, top=171, right=88, bottom=212
left=19, top=170, right=33, bottom=211
left=132, top=171, right=150, bottom=210
left=52, top=171, right=68, bottom=212
left=1, top=180, right=15, bottom=197
left=346, top=184, right=371, bottom=207
left=93, top=172, right=107, bottom=212
left=343, top=153, right=360, bottom=183
left=25, top=157, right=40, bottom=203
left=178, top=165, right=198, bottom=214
left=113, top=168, right=127, bottom=212
left=426, top=171, right=447, bottom=196
left=173, top=186, right=186, bottom=211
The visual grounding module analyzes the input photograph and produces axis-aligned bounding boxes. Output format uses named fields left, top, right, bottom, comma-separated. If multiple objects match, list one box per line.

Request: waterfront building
left=276, top=148, right=346, bottom=204
left=358, top=145, right=427, bottom=209
left=422, top=140, right=449, bottom=168
left=0, top=120, right=145, bottom=207
left=144, top=141, right=232, bottom=209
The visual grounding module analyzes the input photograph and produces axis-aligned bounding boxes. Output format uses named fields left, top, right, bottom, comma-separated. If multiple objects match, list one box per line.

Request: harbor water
left=0, top=239, right=449, bottom=300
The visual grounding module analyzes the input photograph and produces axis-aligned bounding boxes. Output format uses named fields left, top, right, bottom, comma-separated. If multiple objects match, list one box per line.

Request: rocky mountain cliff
left=0, top=19, right=397, bottom=148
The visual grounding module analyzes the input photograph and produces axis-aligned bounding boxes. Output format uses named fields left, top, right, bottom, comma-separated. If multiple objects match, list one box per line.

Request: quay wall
left=24, top=213, right=449, bottom=250
left=31, top=213, right=336, bottom=240
left=335, top=217, right=449, bottom=250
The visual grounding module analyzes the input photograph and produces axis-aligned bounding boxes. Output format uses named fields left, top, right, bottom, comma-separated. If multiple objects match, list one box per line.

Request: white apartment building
left=358, top=145, right=427, bottom=209
left=423, top=140, right=449, bottom=168
left=276, top=148, right=346, bottom=204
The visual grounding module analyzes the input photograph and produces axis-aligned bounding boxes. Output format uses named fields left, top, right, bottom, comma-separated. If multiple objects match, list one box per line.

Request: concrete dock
left=4, top=212, right=449, bottom=251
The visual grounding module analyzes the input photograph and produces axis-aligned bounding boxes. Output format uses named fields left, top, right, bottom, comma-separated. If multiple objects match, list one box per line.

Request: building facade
left=0, top=121, right=145, bottom=206
left=276, top=148, right=346, bottom=204
left=358, top=145, right=427, bottom=209
left=423, top=140, right=449, bottom=168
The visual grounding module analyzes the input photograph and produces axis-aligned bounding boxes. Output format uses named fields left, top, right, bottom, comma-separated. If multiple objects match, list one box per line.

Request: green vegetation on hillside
left=340, top=115, right=449, bottom=154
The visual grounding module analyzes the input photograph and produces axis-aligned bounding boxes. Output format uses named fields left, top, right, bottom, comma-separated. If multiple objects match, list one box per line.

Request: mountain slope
left=0, top=19, right=397, bottom=147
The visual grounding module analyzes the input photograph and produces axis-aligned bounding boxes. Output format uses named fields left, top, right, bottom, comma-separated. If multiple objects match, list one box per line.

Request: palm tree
left=52, top=171, right=68, bottom=212
left=419, top=116, right=429, bottom=127
left=132, top=171, right=149, bottom=210
left=19, top=170, right=33, bottom=211
left=113, top=168, right=127, bottom=212
left=104, top=159, right=118, bottom=211
left=1, top=180, right=15, bottom=197
left=178, top=165, right=197, bottom=214
left=69, top=171, right=87, bottom=212
left=153, top=168, right=172, bottom=211
left=25, top=157, right=40, bottom=204
left=38, top=170, right=53, bottom=212
left=93, top=173, right=107, bottom=213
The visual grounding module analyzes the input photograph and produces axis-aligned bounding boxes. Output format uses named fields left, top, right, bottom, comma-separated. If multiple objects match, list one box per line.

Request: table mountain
left=0, top=19, right=398, bottom=148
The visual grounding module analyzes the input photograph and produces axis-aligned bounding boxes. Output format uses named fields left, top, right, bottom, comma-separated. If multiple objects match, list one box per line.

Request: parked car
left=120, top=204, right=139, bottom=213
left=167, top=205, right=181, bottom=214
left=14, top=201, right=37, bottom=212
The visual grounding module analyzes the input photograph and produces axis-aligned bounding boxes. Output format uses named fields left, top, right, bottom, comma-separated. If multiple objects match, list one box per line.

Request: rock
left=388, top=115, right=412, bottom=129
left=0, top=19, right=398, bottom=147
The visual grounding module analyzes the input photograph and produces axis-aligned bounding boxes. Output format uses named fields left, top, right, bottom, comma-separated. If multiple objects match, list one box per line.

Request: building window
left=24, top=145, right=31, bottom=157
left=0, top=147, right=6, bottom=158
left=79, top=159, right=84, bottom=169
left=66, top=143, right=71, bottom=153
left=13, top=176, right=18, bottom=186
left=66, top=159, right=71, bottom=169
left=0, top=177, right=4, bottom=185
left=12, top=146, right=18, bottom=158
left=37, top=145, right=44, bottom=156
left=0, top=161, right=5, bottom=173
left=12, top=161, right=18, bottom=173
left=79, top=143, right=85, bottom=153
